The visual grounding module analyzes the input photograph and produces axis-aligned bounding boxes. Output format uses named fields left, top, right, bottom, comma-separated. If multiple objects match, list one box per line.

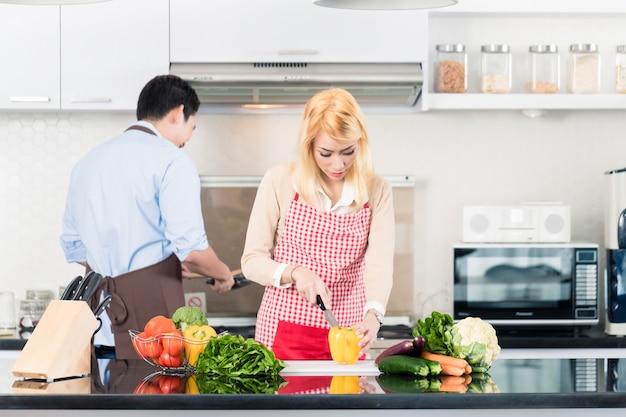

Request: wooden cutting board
left=281, top=360, right=380, bottom=376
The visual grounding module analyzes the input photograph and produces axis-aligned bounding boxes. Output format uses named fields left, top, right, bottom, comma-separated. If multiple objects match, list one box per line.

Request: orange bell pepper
left=328, top=327, right=362, bottom=365
left=329, top=375, right=361, bottom=394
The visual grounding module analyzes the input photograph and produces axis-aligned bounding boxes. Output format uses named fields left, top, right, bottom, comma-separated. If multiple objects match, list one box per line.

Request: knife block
left=12, top=300, right=98, bottom=380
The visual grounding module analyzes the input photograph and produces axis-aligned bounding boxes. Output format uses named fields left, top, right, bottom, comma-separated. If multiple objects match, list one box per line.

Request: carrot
left=465, top=363, right=472, bottom=375
left=438, top=375, right=466, bottom=386
left=463, top=374, right=473, bottom=385
left=440, top=363, right=465, bottom=376
left=438, top=383, right=468, bottom=393
left=421, top=351, right=469, bottom=369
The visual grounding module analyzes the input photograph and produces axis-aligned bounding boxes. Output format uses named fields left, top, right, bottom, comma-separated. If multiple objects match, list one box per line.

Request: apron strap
left=125, top=125, right=157, bottom=136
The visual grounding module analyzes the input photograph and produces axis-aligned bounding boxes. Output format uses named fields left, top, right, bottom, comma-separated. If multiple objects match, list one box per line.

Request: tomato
left=158, top=349, right=183, bottom=368
left=132, top=331, right=163, bottom=359
left=143, top=315, right=177, bottom=337
left=160, top=331, right=184, bottom=357
left=133, top=380, right=162, bottom=394
left=157, top=375, right=184, bottom=394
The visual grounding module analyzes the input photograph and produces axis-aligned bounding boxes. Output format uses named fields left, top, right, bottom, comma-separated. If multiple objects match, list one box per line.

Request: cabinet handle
left=9, top=96, right=51, bottom=103
left=277, top=50, right=319, bottom=56
left=69, top=97, right=112, bottom=103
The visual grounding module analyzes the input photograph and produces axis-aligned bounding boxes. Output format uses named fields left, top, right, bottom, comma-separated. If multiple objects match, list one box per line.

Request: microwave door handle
left=619, top=209, right=626, bottom=249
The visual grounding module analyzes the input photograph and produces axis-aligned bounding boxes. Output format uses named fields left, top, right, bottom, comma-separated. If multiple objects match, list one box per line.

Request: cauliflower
left=413, top=312, right=502, bottom=373
left=452, top=317, right=501, bottom=371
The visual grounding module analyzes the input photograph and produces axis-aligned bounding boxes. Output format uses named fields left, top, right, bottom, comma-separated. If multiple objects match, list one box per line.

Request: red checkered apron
left=256, top=193, right=371, bottom=360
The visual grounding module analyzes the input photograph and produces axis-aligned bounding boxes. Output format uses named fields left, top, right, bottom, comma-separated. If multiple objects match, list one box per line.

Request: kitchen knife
left=60, top=275, right=83, bottom=300
left=316, top=295, right=339, bottom=327
left=71, top=271, right=94, bottom=300
left=78, top=272, right=103, bottom=301
left=206, top=272, right=251, bottom=290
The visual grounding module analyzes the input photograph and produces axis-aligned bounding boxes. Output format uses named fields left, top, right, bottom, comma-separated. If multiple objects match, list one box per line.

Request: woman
left=241, top=88, right=395, bottom=360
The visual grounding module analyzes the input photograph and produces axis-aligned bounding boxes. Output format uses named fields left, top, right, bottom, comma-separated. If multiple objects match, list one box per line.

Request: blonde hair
left=290, top=88, right=374, bottom=209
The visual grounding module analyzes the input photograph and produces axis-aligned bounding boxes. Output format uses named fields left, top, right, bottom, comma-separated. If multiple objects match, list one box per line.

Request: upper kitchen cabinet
left=60, top=0, right=169, bottom=110
left=170, top=0, right=427, bottom=63
left=0, top=5, right=60, bottom=110
left=422, top=0, right=626, bottom=112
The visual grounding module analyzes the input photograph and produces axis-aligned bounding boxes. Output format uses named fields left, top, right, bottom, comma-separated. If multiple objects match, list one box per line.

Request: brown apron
left=89, top=254, right=185, bottom=359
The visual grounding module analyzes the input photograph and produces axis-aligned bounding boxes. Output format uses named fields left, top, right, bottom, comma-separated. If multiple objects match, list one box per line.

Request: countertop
left=0, top=348, right=625, bottom=415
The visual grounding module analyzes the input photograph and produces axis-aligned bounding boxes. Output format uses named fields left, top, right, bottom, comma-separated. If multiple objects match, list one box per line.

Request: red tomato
left=133, top=331, right=163, bottom=359
left=158, top=375, right=184, bottom=394
left=133, top=380, right=162, bottom=394
left=160, top=331, right=183, bottom=357
left=143, top=315, right=177, bottom=337
left=158, top=349, right=183, bottom=368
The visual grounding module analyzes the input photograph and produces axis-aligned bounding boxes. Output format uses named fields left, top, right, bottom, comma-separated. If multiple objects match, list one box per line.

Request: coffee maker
left=604, top=167, right=626, bottom=335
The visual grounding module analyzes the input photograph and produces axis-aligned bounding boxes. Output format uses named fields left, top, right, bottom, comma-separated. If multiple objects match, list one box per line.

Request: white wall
left=0, top=108, right=621, bottom=322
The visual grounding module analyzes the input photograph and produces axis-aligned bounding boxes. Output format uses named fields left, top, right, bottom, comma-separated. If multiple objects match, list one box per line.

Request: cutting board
left=281, top=360, right=380, bottom=376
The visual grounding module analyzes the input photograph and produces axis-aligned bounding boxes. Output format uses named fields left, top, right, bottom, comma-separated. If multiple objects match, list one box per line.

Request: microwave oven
left=453, top=243, right=599, bottom=328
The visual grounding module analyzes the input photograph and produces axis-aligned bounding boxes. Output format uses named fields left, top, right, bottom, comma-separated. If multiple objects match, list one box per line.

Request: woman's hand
left=291, top=266, right=331, bottom=307
left=355, top=313, right=381, bottom=356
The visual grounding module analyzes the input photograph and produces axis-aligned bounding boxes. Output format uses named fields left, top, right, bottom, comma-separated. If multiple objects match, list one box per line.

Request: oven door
left=453, top=245, right=577, bottom=325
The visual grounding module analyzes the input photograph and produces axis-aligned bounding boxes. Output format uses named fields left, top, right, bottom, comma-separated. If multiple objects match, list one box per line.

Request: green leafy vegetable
left=412, top=311, right=456, bottom=355
left=171, top=306, right=208, bottom=333
left=195, top=334, right=286, bottom=377
left=412, top=311, right=502, bottom=372
left=196, top=374, right=287, bottom=394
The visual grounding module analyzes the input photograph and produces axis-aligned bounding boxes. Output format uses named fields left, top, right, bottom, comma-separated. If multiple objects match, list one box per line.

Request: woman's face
left=313, top=131, right=358, bottom=183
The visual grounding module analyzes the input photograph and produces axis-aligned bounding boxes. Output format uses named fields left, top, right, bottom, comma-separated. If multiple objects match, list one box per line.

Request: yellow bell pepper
left=328, top=327, right=362, bottom=365
left=329, top=375, right=361, bottom=394
left=185, top=374, right=200, bottom=395
left=183, top=324, right=217, bottom=367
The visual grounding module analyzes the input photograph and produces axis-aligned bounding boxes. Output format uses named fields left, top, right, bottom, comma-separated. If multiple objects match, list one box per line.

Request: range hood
left=169, top=62, right=422, bottom=108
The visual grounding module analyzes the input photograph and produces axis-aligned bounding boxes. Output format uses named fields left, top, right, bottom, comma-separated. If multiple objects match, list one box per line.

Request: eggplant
left=374, top=336, right=426, bottom=366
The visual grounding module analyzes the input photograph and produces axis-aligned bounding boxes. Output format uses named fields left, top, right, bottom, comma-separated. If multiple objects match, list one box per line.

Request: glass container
left=567, top=44, right=600, bottom=94
left=526, top=44, right=560, bottom=94
left=480, top=44, right=512, bottom=94
left=435, top=44, right=467, bottom=93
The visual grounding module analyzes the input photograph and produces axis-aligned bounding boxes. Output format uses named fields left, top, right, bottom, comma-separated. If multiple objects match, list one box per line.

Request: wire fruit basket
left=129, top=329, right=208, bottom=374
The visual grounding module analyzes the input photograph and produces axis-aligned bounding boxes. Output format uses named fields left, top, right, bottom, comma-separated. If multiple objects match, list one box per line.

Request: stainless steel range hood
left=169, top=62, right=422, bottom=108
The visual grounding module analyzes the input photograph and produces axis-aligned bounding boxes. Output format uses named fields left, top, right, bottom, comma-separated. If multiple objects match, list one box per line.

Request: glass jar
left=616, top=45, right=626, bottom=93
left=26, top=289, right=54, bottom=308
left=480, top=44, right=512, bottom=93
left=567, top=44, right=600, bottom=94
left=18, top=299, right=45, bottom=332
left=526, top=44, right=560, bottom=94
left=434, top=44, right=467, bottom=93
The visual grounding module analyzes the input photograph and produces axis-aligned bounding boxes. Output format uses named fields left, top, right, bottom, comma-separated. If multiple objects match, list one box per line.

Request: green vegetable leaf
left=412, top=311, right=457, bottom=356
left=196, top=374, right=287, bottom=394
left=195, top=334, right=286, bottom=377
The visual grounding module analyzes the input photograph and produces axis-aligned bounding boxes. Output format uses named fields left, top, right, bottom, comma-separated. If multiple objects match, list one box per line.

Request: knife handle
left=316, top=295, right=326, bottom=310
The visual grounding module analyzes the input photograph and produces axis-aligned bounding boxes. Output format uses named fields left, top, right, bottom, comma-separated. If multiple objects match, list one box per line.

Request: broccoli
left=172, top=306, right=208, bottom=332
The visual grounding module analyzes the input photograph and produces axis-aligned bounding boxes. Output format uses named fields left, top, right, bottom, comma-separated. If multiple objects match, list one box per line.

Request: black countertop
left=0, top=354, right=625, bottom=412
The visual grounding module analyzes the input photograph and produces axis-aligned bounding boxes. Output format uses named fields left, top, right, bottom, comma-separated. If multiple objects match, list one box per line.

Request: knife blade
left=206, top=272, right=251, bottom=289
left=316, top=295, right=339, bottom=327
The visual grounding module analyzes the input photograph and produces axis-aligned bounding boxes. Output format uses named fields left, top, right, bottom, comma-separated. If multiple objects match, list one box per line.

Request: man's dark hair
left=136, top=74, right=200, bottom=121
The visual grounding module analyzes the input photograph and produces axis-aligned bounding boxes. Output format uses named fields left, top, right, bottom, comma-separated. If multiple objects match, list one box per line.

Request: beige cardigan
left=241, top=164, right=395, bottom=316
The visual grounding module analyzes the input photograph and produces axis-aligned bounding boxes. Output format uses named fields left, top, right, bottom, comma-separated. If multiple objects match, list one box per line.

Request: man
left=60, top=75, right=233, bottom=358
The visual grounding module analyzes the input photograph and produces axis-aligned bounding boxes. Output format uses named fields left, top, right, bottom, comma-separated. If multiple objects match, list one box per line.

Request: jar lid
left=481, top=44, right=510, bottom=53
left=569, top=43, right=598, bottom=53
left=529, top=44, right=558, bottom=53
left=436, top=44, right=465, bottom=53
left=617, top=45, right=626, bottom=54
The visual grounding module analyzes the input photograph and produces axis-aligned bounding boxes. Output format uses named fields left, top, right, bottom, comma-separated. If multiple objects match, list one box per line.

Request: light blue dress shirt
left=60, top=121, right=208, bottom=346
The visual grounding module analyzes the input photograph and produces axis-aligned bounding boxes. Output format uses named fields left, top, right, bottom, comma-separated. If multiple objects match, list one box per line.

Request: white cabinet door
left=60, top=0, right=169, bottom=110
left=0, top=5, right=60, bottom=110
left=170, top=0, right=427, bottom=63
